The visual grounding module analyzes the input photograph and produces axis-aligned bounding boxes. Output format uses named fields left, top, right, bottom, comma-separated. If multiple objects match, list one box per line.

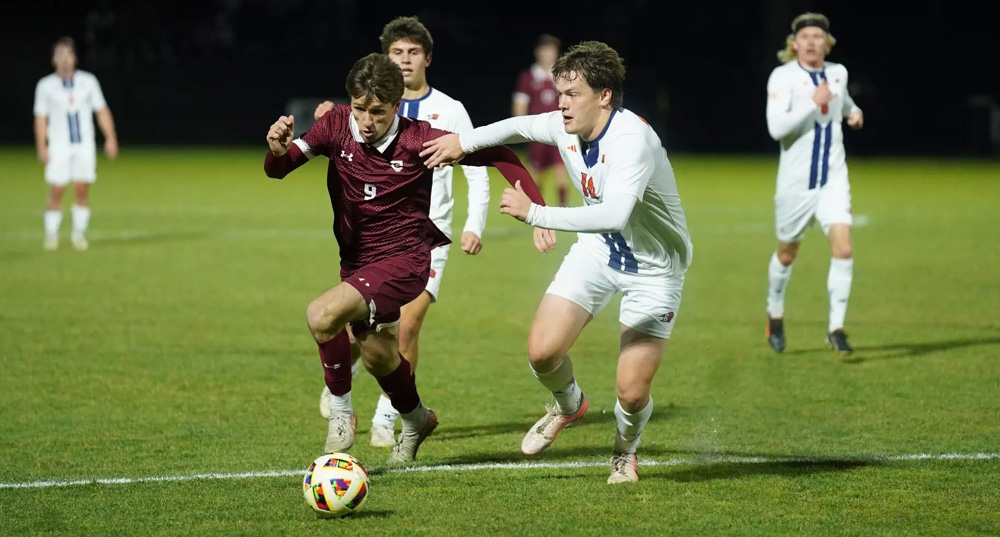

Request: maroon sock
left=558, top=185, right=568, bottom=207
left=318, top=330, right=352, bottom=396
left=375, top=355, right=420, bottom=414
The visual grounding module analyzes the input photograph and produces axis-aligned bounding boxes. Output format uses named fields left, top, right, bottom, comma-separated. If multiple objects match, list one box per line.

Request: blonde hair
left=777, top=13, right=837, bottom=63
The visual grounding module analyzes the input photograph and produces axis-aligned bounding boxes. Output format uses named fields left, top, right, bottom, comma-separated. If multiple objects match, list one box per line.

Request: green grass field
left=1, top=147, right=998, bottom=536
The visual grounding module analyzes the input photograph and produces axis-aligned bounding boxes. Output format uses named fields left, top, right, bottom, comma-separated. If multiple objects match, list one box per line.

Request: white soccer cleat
left=71, top=231, right=88, bottom=251
left=607, top=452, right=639, bottom=484
left=387, top=409, right=437, bottom=464
left=324, top=413, right=358, bottom=454
left=521, top=393, right=589, bottom=456
left=43, top=235, right=59, bottom=251
left=370, top=422, right=396, bottom=448
left=319, top=386, right=332, bottom=419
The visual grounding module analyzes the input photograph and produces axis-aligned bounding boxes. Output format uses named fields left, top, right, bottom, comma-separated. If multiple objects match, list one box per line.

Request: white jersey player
left=423, top=41, right=692, bottom=485
left=764, top=13, right=864, bottom=356
left=313, top=17, right=489, bottom=451
left=33, top=37, right=118, bottom=251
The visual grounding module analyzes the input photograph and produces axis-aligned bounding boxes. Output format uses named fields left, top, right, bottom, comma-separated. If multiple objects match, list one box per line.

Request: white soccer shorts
left=545, top=242, right=684, bottom=339
left=424, top=244, right=449, bottom=302
left=45, top=147, right=96, bottom=186
left=774, top=185, right=852, bottom=243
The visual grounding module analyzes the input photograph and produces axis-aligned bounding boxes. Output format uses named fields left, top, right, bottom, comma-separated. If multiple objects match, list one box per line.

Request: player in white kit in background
left=422, top=41, right=693, bottom=484
left=33, top=37, right=119, bottom=251
left=764, top=13, right=863, bottom=356
left=313, top=17, right=491, bottom=449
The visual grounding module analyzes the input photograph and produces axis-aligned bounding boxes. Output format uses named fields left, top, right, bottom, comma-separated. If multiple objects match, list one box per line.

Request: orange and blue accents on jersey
left=399, top=87, right=434, bottom=119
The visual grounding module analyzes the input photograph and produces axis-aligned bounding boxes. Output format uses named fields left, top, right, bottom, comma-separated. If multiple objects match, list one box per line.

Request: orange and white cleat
left=607, top=452, right=639, bottom=484
left=521, top=393, right=589, bottom=456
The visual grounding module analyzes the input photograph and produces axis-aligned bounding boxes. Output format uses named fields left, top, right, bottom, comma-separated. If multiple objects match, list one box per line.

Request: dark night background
left=2, top=0, right=997, bottom=155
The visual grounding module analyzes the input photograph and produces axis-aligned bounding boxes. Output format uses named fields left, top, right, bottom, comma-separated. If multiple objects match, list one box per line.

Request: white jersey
left=766, top=61, right=861, bottom=195
left=398, top=87, right=489, bottom=239
left=33, top=70, right=107, bottom=151
left=462, top=109, right=692, bottom=277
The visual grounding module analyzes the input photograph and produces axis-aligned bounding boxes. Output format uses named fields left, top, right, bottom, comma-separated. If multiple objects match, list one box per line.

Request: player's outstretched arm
left=421, top=113, right=561, bottom=168
left=314, top=101, right=335, bottom=120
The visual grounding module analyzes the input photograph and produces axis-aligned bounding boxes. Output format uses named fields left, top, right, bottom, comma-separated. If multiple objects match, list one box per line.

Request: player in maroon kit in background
left=513, top=34, right=570, bottom=207
left=263, top=53, right=545, bottom=464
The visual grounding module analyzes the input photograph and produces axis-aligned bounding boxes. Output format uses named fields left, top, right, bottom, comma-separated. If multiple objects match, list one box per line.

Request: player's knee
left=306, top=299, right=336, bottom=335
left=526, top=335, right=562, bottom=370
left=615, top=385, right=650, bottom=414
left=398, top=317, right=422, bottom=353
left=832, top=243, right=852, bottom=259
left=776, top=250, right=797, bottom=266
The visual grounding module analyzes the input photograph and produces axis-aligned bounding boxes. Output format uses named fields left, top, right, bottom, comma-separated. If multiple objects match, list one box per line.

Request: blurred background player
left=512, top=34, right=570, bottom=207
left=314, top=16, right=491, bottom=448
left=33, top=36, right=118, bottom=251
left=423, top=42, right=692, bottom=484
left=764, top=13, right=863, bottom=356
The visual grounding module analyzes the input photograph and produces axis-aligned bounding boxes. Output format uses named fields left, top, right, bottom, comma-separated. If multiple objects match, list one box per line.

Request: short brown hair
left=379, top=16, right=434, bottom=57
left=53, top=36, right=75, bottom=54
left=345, top=53, right=405, bottom=105
left=536, top=34, right=560, bottom=49
left=551, top=41, right=626, bottom=110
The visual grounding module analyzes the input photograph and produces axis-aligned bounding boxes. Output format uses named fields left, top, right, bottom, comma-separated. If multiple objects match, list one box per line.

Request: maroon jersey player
left=263, top=53, right=544, bottom=464
left=513, top=34, right=570, bottom=207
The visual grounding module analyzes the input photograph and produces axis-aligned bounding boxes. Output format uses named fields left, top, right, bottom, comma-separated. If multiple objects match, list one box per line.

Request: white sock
left=44, top=210, right=62, bottom=237
left=613, top=396, right=653, bottom=454
left=766, top=252, right=793, bottom=318
left=71, top=205, right=90, bottom=233
left=400, top=401, right=428, bottom=435
left=530, top=356, right=583, bottom=415
left=327, top=390, right=353, bottom=416
left=372, top=394, right=399, bottom=428
left=828, top=257, right=853, bottom=332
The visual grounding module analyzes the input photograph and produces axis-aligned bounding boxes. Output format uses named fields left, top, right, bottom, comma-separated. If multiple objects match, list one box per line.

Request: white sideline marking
left=1, top=452, right=996, bottom=490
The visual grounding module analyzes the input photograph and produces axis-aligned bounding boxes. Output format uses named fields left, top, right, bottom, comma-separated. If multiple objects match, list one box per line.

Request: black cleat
left=766, top=317, right=786, bottom=352
left=827, top=329, right=853, bottom=356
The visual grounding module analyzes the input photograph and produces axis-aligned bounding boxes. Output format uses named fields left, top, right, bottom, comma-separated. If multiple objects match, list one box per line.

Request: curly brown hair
left=551, top=41, right=626, bottom=110
left=379, top=16, right=434, bottom=57
left=345, top=53, right=404, bottom=105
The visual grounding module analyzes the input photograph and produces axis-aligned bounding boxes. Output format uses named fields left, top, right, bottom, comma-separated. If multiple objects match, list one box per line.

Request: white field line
left=0, top=451, right=996, bottom=490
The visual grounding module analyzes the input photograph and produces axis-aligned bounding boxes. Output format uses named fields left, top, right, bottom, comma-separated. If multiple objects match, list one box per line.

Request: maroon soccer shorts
left=341, top=254, right=430, bottom=335
left=528, top=142, right=563, bottom=171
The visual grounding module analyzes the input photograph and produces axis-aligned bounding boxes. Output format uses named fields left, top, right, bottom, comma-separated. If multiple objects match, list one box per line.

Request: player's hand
left=37, top=146, right=49, bottom=164
left=104, top=137, right=119, bottom=160
left=460, top=231, right=483, bottom=255
left=533, top=227, right=557, bottom=253
left=420, top=133, right=466, bottom=169
left=267, top=115, right=295, bottom=156
left=847, top=110, right=864, bottom=130
left=314, top=101, right=334, bottom=121
left=500, top=181, right=533, bottom=222
left=812, top=82, right=832, bottom=107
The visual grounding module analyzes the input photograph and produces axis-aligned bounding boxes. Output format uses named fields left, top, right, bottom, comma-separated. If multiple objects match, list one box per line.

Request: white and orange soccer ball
left=302, top=452, right=370, bottom=518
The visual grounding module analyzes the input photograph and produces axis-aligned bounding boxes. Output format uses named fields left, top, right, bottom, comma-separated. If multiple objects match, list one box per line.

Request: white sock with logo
left=828, top=257, right=854, bottom=332
left=71, top=205, right=91, bottom=233
left=44, top=210, right=62, bottom=238
left=327, top=390, right=353, bottom=416
left=767, top=252, right=793, bottom=318
left=613, top=396, right=653, bottom=454
left=372, top=394, right=399, bottom=428
left=530, top=356, right=583, bottom=415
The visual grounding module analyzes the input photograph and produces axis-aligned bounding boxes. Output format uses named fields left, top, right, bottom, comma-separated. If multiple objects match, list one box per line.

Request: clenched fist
left=267, top=115, right=295, bottom=156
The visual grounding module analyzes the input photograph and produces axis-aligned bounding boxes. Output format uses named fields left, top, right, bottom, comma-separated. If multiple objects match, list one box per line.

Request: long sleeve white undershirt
left=526, top=194, right=638, bottom=233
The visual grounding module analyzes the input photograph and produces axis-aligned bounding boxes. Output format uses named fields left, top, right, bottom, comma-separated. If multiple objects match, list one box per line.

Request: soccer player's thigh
left=45, top=149, right=72, bottom=188
left=70, top=150, right=97, bottom=184
left=615, top=272, right=684, bottom=408
left=531, top=243, right=616, bottom=364
left=774, top=191, right=820, bottom=244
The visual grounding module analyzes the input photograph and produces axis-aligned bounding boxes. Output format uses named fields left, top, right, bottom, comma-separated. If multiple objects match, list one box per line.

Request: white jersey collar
left=350, top=113, right=401, bottom=153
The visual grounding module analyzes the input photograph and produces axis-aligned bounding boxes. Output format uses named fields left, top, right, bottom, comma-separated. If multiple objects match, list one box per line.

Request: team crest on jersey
left=390, top=160, right=404, bottom=172
left=567, top=144, right=577, bottom=153
left=340, top=151, right=353, bottom=161
left=661, top=312, right=675, bottom=323
left=425, top=114, right=439, bottom=120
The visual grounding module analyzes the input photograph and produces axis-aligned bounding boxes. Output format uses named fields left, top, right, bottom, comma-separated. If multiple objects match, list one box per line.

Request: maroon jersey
left=515, top=64, right=559, bottom=116
left=264, top=105, right=547, bottom=272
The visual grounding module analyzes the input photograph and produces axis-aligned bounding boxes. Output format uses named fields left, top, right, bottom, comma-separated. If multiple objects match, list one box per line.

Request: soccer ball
left=302, top=452, right=371, bottom=518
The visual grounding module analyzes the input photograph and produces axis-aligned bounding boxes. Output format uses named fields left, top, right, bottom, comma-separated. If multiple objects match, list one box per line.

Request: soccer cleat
left=43, top=235, right=59, bottom=251
left=766, top=317, right=786, bottom=352
left=827, top=329, right=853, bottom=356
left=387, top=409, right=438, bottom=464
left=71, top=231, right=88, bottom=251
left=370, top=423, right=396, bottom=448
left=521, top=393, right=589, bottom=456
left=319, top=386, right=331, bottom=419
left=607, top=452, right=639, bottom=484
left=324, top=413, right=358, bottom=454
